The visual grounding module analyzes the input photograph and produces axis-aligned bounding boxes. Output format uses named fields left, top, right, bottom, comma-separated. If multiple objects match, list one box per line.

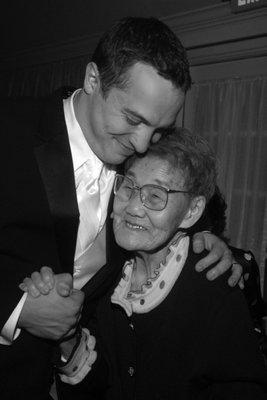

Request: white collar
left=111, top=235, right=190, bottom=317
left=63, top=88, right=103, bottom=177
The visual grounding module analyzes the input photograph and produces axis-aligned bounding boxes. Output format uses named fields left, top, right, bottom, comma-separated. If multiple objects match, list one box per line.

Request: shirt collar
left=63, top=88, right=103, bottom=176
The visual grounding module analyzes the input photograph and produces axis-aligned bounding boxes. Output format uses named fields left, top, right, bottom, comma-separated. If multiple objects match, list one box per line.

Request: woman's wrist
left=60, top=336, right=79, bottom=362
left=57, top=327, right=97, bottom=385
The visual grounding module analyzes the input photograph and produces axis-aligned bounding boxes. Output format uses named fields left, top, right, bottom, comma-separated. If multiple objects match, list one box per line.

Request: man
left=0, top=17, right=239, bottom=400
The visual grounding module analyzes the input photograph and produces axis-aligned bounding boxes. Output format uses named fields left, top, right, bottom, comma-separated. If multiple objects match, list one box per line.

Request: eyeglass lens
left=115, top=175, right=167, bottom=210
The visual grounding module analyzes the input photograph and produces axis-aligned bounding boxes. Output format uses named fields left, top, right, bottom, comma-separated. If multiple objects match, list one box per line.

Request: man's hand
left=18, top=274, right=84, bottom=341
left=193, top=232, right=243, bottom=287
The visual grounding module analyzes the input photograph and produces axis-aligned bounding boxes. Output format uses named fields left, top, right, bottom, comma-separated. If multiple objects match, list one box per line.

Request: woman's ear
left=83, top=62, right=100, bottom=94
left=180, top=196, right=206, bottom=229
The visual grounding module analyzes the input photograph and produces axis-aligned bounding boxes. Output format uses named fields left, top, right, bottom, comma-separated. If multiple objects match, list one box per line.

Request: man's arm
left=20, top=272, right=101, bottom=388
left=0, top=293, right=28, bottom=345
left=192, top=232, right=243, bottom=286
left=21, top=236, right=243, bottom=297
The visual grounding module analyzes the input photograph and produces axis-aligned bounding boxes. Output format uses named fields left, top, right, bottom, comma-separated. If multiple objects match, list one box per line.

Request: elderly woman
left=22, top=128, right=267, bottom=399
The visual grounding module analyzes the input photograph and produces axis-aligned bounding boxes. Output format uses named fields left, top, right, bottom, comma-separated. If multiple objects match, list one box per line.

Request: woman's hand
left=193, top=232, right=243, bottom=288
left=19, top=266, right=72, bottom=297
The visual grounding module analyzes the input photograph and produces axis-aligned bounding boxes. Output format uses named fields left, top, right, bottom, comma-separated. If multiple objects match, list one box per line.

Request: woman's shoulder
left=184, top=239, right=239, bottom=300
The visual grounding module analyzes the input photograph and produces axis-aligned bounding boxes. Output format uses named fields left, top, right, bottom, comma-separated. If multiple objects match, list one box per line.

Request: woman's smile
left=125, top=221, right=147, bottom=231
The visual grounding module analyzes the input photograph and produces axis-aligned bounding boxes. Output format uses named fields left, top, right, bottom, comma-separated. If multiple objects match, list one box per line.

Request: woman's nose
left=126, top=188, right=146, bottom=216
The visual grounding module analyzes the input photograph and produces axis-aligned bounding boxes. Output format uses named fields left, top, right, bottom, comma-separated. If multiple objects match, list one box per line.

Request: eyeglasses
left=114, top=174, right=189, bottom=211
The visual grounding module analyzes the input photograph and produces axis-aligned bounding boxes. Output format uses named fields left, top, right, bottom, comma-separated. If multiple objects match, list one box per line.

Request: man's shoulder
left=0, top=87, right=77, bottom=144
left=0, top=87, right=75, bottom=124
left=0, top=97, right=43, bottom=152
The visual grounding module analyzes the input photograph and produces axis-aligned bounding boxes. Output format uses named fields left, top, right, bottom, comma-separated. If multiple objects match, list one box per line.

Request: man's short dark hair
left=92, top=17, right=191, bottom=96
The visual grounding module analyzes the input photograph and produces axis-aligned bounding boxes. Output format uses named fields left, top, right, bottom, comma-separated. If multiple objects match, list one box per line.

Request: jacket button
left=128, top=366, right=135, bottom=376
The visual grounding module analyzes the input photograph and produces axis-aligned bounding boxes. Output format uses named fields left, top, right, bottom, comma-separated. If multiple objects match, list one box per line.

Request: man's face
left=85, top=62, right=185, bottom=165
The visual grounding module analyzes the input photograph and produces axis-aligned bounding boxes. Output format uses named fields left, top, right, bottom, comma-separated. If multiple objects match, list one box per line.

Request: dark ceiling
left=2, top=0, right=223, bottom=56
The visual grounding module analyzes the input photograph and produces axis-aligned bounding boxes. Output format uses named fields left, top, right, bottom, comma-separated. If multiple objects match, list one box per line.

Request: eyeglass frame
left=113, top=174, right=190, bottom=211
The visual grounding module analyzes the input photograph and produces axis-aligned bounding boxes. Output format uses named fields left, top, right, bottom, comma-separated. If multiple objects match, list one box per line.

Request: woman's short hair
left=125, top=127, right=217, bottom=202
left=92, top=17, right=191, bottom=96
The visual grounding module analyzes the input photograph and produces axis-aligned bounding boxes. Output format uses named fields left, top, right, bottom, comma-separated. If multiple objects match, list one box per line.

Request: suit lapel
left=34, top=91, right=79, bottom=273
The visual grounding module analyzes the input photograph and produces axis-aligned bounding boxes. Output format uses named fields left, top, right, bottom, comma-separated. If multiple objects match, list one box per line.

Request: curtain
left=188, top=76, right=267, bottom=291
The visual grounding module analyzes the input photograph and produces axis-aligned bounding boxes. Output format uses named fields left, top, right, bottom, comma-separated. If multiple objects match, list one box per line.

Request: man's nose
left=131, top=128, right=154, bottom=154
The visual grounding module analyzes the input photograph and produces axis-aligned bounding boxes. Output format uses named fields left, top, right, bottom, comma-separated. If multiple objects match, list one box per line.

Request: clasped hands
left=18, top=271, right=84, bottom=342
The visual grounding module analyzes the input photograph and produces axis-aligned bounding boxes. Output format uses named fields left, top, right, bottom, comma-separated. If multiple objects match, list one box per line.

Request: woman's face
left=112, top=155, right=193, bottom=254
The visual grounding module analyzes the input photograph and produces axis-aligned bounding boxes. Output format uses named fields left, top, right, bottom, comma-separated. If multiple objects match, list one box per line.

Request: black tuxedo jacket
left=0, top=90, right=125, bottom=399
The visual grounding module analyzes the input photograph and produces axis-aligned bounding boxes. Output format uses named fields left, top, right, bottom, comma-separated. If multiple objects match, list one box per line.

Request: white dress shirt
left=64, top=89, right=116, bottom=289
left=0, top=89, right=116, bottom=344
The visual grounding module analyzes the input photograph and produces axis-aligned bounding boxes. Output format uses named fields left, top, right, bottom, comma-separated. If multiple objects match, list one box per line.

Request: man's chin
left=105, top=152, right=129, bottom=165
left=114, top=139, right=135, bottom=160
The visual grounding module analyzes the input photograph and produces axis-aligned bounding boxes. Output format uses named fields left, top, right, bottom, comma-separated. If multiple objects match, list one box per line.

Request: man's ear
left=84, top=62, right=100, bottom=94
left=180, top=196, right=206, bottom=229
